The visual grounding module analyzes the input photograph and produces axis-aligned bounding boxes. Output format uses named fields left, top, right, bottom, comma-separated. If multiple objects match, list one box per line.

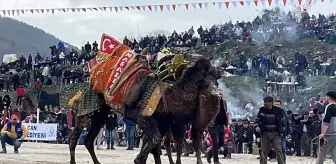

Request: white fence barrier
left=23, top=123, right=58, bottom=141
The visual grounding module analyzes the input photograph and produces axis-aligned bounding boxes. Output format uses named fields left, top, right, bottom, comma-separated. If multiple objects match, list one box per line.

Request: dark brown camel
left=65, top=58, right=223, bottom=164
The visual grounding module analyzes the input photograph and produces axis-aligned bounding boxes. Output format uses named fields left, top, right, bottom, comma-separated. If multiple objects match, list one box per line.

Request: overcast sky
left=0, top=0, right=334, bottom=47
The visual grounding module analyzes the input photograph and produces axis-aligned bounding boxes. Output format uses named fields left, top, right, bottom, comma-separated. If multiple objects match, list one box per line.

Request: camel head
left=201, top=66, right=224, bottom=96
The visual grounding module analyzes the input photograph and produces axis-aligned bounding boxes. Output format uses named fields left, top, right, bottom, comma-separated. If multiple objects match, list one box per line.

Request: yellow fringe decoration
left=68, top=90, right=83, bottom=106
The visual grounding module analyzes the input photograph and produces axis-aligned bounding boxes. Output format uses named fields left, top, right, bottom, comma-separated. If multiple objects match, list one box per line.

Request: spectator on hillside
left=0, top=74, right=4, bottom=92
left=92, top=41, right=98, bottom=51
left=63, top=68, right=71, bottom=85
left=27, top=54, right=33, bottom=71
left=34, top=78, right=42, bottom=101
left=4, top=72, right=11, bottom=92
left=42, top=65, right=51, bottom=85
left=16, top=85, right=24, bottom=106
left=84, top=41, right=91, bottom=55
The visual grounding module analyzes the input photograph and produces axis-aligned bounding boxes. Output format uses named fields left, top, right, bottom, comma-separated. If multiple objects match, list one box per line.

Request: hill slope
left=0, top=17, right=76, bottom=60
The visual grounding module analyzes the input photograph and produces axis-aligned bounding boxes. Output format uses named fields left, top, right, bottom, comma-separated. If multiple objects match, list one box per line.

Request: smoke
left=218, top=77, right=265, bottom=118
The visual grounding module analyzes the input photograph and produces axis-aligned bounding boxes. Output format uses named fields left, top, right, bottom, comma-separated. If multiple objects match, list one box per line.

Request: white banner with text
left=23, top=123, right=58, bottom=141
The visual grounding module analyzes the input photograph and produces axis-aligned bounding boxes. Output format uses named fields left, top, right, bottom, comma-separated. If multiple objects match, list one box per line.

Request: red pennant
left=225, top=2, right=230, bottom=8
left=2, top=10, right=5, bottom=16
left=82, top=8, right=86, bottom=12
left=198, top=3, right=203, bottom=8
left=114, top=7, right=118, bottom=12
left=239, top=1, right=244, bottom=6
left=298, top=0, right=302, bottom=5
left=308, top=0, right=312, bottom=4
left=148, top=5, right=152, bottom=11
left=12, top=10, right=15, bottom=16
left=30, top=9, right=34, bottom=14
left=62, top=8, right=66, bottom=12
left=51, top=9, right=54, bottom=14
left=159, top=5, right=164, bottom=11
left=213, top=2, right=216, bottom=5
left=321, top=0, right=324, bottom=2
left=71, top=8, right=76, bottom=12
left=136, top=6, right=140, bottom=10
left=125, top=7, right=129, bottom=10
left=185, top=4, right=189, bottom=10
left=92, top=8, right=98, bottom=11
left=282, top=0, right=287, bottom=5
left=268, top=0, right=272, bottom=5
left=172, top=4, right=176, bottom=10
left=21, top=10, right=24, bottom=14
left=40, top=9, right=44, bottom=13
left=103, top=7, right=106, bottom=11
left=254, top=0, right=259, bottom=6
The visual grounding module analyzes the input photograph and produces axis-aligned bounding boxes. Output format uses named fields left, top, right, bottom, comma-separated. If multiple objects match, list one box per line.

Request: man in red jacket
left=16, top=85, right=25, bottom=106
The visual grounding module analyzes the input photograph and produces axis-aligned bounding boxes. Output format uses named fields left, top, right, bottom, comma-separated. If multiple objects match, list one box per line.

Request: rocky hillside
left=0, top=17, right=76, bottom=60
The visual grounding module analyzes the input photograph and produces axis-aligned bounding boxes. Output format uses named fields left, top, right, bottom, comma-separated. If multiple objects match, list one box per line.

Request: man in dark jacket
left=256, top=96, right=285, bottom=164
left=105, top=111, right=118, bottom=149
left=207, top=90, right=228, bottom=164
left=274, top=100, right=290, bottom=163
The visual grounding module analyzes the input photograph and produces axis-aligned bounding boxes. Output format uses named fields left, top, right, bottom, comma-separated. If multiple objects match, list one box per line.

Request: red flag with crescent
left=88, top=34, right=122, bottom=72
left=99, top=33, right=121, bottom=55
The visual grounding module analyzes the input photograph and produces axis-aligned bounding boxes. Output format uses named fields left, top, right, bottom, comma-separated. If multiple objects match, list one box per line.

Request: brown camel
left=55, top=58, right=223, bottom=164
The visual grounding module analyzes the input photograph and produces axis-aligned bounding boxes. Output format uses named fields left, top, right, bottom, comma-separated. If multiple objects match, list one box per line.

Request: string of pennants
left=0, top=0, right=329, bottom=16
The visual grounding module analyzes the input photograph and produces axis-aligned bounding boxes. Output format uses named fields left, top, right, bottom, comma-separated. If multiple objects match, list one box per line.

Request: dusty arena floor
left=0, top=142, right=331, bottom=164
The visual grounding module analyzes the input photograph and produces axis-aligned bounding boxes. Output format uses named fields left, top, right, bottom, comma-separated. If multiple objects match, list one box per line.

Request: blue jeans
left=281, top=136, right=286, bottom=162
left=125, top=126, right=135, bottom=148
left=0, top=134, right=21, bottom=150
left=105, top=129, right=116, bottom=148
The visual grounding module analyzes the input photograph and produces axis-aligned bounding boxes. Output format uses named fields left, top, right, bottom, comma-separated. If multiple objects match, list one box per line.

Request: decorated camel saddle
left=69, top=33, right=189, bottom=116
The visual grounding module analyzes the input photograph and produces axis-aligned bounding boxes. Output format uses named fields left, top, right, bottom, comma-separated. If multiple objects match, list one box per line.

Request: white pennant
left=153, top=5, right=158, bottom=12
left=218, top=2, right=223, bottom=9
left=166, top=5, right=170, bottom=11
left=231, top=1, right=237, bottom=7
left=141, top=6, right=146, bottom=11
left=204, top=2, right=208, bottom=8
left=16, top=10, right=20, bottom=15
left=274, top=0, right=279, bottom=5
left=130, top=6, right=135, bottom=10
left=119, top=6, right=123, bottom=11
left=76, top=8, right=81, bottom=12
left=7, top=10, right=10, bottom=16
left=109, top=7, right=113, bottom=12
left=192, top=3, right=197, bottom=9
left=261, top=0, right=266, bottom=6
left=35, top=9, right=40, bottom=13
left=246, top=0, right=251, bottom=6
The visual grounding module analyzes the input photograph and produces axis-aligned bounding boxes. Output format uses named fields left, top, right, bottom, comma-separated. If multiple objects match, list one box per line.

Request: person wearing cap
left=256, top=96, right=285, bottom=164
left=316, top=91, right=336, bottom=164
left=0, top=114, right=29, bottom=153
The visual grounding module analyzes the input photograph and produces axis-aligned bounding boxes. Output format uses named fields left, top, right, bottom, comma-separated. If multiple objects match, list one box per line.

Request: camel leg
left=69, top=115, right=87, bottom=164
left=171, top=124, right=185, bottom=164
left=164, top=133, right=175, bottom=164
left=134, top=117, right=161, bottom=164
left=191, top=126, right=203, bottom=164
left=84, top=114, right=106, bottom=164
left=151, top=142, right=162, bottom=164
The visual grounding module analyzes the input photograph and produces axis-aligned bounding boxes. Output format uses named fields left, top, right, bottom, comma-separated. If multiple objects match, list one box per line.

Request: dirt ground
left=0, top=142, right=332, bottom=164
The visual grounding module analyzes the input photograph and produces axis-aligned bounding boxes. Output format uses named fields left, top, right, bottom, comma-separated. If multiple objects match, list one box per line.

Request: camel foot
left=134, top=158, right=144, bottom=164
left=69, top=161, right=76, bottom=164
left=196, top=160, right=203, bottom=164
left=169, top=161, right=176, bottom=164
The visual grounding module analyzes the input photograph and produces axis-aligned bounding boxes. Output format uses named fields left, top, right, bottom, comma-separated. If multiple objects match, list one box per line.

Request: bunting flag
left=0, top=0, right=329, bottom=16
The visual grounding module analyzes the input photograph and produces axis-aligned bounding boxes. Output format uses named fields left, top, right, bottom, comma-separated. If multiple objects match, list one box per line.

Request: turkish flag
left=99, top=33, right=121, bottom=55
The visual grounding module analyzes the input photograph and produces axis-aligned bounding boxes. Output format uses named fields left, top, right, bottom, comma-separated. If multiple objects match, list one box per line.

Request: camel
left=60, top=57, right=224, bottom=164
